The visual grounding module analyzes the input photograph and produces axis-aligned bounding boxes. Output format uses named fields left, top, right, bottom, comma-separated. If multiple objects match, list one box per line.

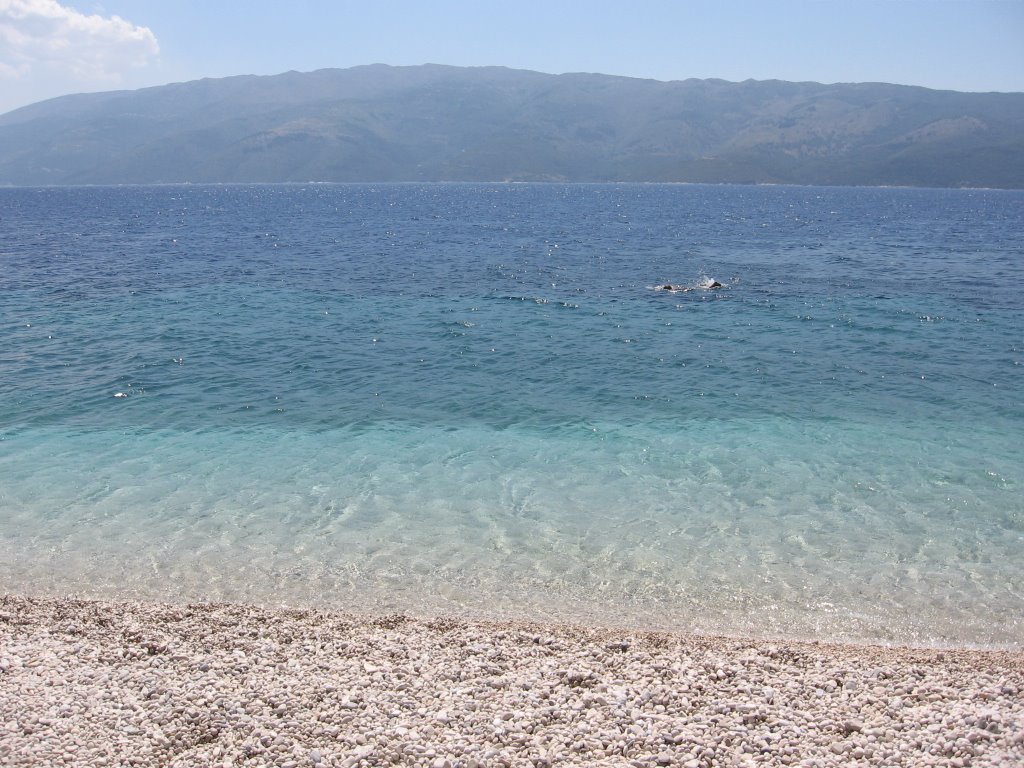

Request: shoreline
left=2, top=594, right=1022, bottom=767
left=5, top=562, right=1020, bottom=653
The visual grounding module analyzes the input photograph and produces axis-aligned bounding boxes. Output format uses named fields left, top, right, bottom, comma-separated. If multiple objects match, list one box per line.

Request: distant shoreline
left=2, top=180, right=1023, bottom=191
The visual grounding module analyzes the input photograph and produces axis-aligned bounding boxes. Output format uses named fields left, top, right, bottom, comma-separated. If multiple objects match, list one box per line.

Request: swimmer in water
left=658, top=279, right=724, bottom=292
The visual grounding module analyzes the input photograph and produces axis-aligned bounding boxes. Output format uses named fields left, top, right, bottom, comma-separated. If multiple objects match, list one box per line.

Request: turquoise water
left=1, top=183, right=1022, bottom=646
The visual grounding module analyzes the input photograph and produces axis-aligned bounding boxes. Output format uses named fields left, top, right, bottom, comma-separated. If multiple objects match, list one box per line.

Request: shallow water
left=1, top=183, right=1022, bottom=646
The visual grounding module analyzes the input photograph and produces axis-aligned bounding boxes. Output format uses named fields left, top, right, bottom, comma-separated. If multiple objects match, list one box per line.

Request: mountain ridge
left=2, top=64, right=1023, bottom=187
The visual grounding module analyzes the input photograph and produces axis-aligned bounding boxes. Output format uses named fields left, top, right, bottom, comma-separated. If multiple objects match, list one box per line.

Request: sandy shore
left=1, top=595, right=1021, bottom=767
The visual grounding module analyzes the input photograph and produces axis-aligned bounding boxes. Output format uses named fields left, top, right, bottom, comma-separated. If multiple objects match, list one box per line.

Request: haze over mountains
left=1, top=64, right=1022, bottom=188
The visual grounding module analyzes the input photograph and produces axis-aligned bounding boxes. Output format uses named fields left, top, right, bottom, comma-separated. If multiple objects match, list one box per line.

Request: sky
left=1, top=0, right=1023, bottom=115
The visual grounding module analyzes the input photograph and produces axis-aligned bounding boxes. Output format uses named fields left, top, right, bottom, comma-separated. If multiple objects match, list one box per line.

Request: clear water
left=1, top=183, right=1022, bottom=647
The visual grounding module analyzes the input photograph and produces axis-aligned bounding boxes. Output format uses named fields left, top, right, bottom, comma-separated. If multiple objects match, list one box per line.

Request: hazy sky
left=2, top=0, right=1023, bottom=114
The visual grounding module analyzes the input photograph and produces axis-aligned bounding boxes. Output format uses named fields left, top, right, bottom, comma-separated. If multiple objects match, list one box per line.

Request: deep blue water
left=1, top=183, right=1022, bottom=646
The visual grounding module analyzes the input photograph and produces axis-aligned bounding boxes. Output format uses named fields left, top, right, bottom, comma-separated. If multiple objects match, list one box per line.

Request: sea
left=1, top=183, right=1021, bottom=648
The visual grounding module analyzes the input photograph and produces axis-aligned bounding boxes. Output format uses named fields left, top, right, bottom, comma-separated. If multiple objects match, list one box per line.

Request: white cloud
left=0, top=0, right=158, bottom=83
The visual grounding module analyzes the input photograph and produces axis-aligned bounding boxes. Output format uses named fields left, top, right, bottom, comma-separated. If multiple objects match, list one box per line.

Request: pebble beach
left=1, top=595, right=1022, bottom=767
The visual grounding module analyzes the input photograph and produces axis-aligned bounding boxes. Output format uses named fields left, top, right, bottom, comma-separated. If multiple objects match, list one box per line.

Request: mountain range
left=1, top=64, right=1022, bottom=187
